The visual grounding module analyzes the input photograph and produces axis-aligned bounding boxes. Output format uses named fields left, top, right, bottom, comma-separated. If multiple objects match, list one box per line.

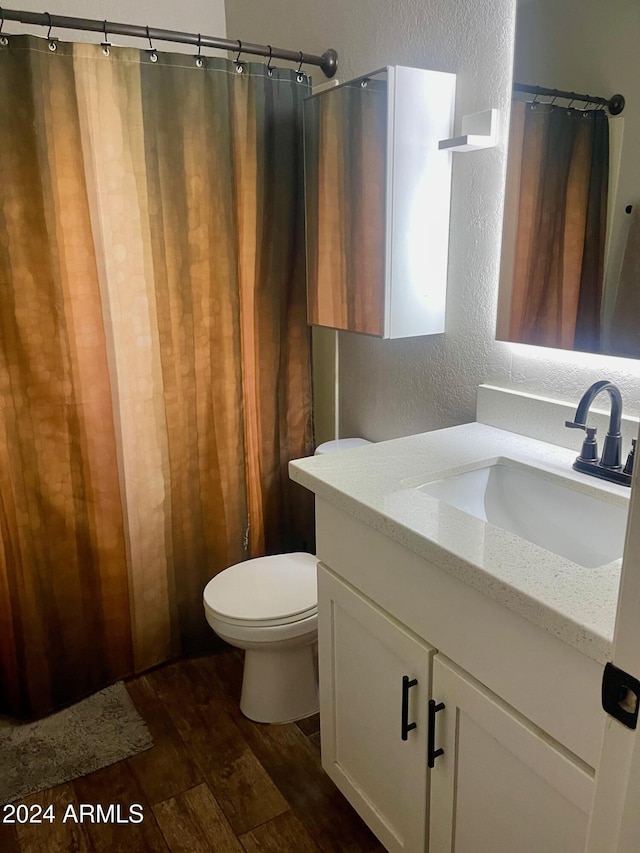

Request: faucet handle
left=578, top=426, right=599, bottom=462
left=623, top=439, right=636, bottom=476
left=566, top=420, right=599, bottom=462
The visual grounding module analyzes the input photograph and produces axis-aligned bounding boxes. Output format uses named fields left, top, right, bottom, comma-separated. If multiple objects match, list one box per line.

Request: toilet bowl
left=203, top=437, right=371, bottom=724
left=204, top=552, right=319, bottom=723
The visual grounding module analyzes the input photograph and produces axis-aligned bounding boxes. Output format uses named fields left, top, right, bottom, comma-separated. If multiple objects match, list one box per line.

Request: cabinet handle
left=401, top=675, right=418, bottom=740
left=427, top=699, right=445, bottom=767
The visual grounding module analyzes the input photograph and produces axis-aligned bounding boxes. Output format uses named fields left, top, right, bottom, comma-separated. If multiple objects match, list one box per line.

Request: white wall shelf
left=439, top=108, right=497, bottom=152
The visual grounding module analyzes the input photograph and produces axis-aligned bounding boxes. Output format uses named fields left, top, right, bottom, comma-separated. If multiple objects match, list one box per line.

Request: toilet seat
left=203, top=552, right=318, bottom=628
left=207, top=609, right=318, bottom=647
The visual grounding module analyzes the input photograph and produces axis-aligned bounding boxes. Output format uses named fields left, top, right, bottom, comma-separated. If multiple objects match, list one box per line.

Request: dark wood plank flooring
left=4, top=650, right=384, bottom=852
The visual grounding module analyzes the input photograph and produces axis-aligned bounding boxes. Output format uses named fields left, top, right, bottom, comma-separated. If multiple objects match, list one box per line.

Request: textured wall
left=3, top=1, right=227, bottom=51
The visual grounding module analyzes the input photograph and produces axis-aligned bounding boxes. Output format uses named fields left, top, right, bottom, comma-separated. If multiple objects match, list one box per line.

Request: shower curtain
left=0, top=36, right=313, bottom=719
left=505, top=100, right=609, bottom=351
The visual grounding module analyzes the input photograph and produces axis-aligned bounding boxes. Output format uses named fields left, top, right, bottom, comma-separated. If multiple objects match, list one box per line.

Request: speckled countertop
left=289, top=423, right=631, bottom=664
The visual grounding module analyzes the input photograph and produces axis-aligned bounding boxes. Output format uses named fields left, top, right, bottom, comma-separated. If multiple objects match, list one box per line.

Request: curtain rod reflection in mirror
left=514, top=83, right=625, bottom=115
left=0, top=6, right=339, bottom=77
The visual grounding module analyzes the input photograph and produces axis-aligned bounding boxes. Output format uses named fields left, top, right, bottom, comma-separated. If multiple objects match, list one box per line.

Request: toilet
left=203, top=437, right=371, bottom=723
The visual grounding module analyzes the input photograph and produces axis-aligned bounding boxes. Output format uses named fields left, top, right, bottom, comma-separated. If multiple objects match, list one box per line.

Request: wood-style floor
left=0, top=649, right=384, bottom=852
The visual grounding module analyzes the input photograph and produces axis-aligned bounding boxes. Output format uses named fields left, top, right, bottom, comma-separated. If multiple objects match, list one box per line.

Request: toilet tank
left=314, top=438, right=372, bottom=455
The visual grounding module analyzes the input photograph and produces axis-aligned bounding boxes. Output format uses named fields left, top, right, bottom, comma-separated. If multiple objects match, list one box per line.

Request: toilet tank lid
left=315, top=438, right=372, bottom=455
left=203, top=552, right=318, bottom=624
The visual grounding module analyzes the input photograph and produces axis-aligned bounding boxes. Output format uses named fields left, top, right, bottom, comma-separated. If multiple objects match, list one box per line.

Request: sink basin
left=416, top=459, right=628, bottom=568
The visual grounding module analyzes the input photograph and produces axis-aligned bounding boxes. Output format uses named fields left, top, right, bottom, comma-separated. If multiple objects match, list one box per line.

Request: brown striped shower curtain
left=0, top=36, right=313, bottom=719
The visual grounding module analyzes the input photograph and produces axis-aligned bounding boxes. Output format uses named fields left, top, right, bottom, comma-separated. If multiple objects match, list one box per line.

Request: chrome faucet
left=565, top=380, right=635, bottom=487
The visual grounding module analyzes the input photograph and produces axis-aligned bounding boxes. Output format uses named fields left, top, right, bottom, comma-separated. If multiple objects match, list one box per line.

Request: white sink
left=416, top=458, right=628, bottom=568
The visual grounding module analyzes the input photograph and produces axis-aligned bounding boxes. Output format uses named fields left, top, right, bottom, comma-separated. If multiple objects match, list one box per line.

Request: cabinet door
left=429, top=655, right=595, bottom=853
left=318, top=565, right=434, bottom=853
left=304, top=78, right=387, bottom=336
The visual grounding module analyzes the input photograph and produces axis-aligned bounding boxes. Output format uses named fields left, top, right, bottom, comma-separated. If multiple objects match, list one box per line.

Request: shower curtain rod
left=0, top=7, right=338, bottom=77
left=514, top=83, right=625, bottom=115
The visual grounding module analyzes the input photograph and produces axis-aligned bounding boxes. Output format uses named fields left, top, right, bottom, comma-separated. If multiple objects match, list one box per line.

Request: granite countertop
left=289, top=423, right=631, bottom=664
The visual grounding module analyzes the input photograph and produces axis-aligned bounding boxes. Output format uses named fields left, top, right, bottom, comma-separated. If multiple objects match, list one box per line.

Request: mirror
left=496, top=0, right=640, bottom=358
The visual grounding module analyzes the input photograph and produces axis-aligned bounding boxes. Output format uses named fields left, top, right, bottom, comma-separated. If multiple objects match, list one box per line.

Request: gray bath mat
left=0, top=682, right=153, bottom=805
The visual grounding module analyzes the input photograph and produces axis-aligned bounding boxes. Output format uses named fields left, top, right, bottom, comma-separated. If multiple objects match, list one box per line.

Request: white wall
left=3, top=1, right=227, bottom=52
left=227, top=0, right=640, bottom=443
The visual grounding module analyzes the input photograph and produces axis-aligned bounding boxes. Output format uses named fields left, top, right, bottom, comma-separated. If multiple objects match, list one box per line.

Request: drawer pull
left=401, top=675, right=418, bottom=740
left=428, top=699, right=445, bottom=767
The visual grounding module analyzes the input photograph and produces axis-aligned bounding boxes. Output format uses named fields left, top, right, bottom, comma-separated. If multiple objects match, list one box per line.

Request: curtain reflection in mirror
left=502, top=101, right=609, bottom=351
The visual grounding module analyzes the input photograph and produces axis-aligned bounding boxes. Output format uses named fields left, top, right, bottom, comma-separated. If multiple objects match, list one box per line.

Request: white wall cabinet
left=318, top=557, right=596, bottom=853
left=304, top=65, right=455, bottom=338
left=429, top=655, right=593, bottom=853
left=318, top=566, right=434, bottom=853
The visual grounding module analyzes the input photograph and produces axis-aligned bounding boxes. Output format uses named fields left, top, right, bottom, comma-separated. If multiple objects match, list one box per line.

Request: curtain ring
left=235, top=39, right=244, bottom=72
left=0, top=7, right=7, bottom=46
left=267, top=45, right=274, bottom=77
left=235, top=39, right=244, bottom=73
left=195, top=33, right=203, bottom=67
left=146, top=25, right=158, bottom=62
left=46, top=11, right=57, bottom=50
left=296, top=50, right=305, bottom=82
left=101, top=19, right=111, bottom=56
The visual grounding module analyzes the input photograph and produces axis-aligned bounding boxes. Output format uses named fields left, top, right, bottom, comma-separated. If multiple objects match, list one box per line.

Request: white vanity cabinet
left=313, top=499, right=601, bottom=853
left=429, top=655, right=593, bottom=853
left=318, top=566, right=434, bottom=853
left=319, top=561, right=595, bottom=853
left=288, top=424, right=622, bottom=852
